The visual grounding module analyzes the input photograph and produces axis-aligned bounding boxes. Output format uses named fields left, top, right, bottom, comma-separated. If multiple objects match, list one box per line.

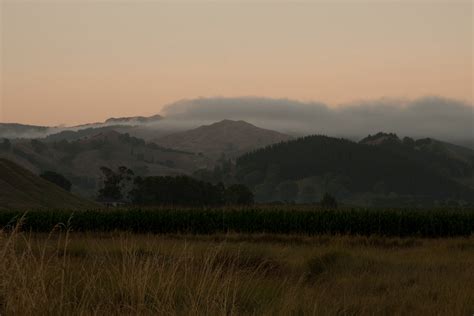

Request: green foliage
left=1, top=207, right=474, bottom=237
left=40, top=171, right=72, bottom=192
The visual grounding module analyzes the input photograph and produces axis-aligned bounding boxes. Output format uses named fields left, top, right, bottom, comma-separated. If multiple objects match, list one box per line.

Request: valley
left=1, top=117, right=473, bottom=207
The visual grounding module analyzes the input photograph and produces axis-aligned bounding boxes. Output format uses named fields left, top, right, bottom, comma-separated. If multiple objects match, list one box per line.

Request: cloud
left=161, top=96, right=474, bottom=142
left=2, top=96, right=472, bottom=147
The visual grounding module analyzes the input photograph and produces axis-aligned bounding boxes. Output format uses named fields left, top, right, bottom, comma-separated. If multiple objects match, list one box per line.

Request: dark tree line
left=98, top=166, right=254, bottom=206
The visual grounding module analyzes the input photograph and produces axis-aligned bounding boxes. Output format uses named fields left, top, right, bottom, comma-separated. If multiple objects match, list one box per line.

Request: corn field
left=1, top=207, right=473, bottom=237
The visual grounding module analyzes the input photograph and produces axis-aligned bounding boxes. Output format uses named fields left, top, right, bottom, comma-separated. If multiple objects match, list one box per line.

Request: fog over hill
left=1, top=96, right=472, bottom=148
left=161, top=96, right=473, bottom=146
left=0, top=115, right=164, bottom=140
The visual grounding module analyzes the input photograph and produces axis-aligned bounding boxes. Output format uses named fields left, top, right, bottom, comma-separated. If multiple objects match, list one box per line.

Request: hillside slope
left=155, top=120, right=292, bottom=159
left=0, top=131, right=209, bottom=197
left=0, top=158, right=97, bottom=210
left=360, top=132, right=474, bottom=188
left=232, top=134, right=474, bottom=206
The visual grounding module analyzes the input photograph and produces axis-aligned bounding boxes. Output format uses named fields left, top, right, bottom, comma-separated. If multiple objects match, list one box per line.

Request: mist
left=161, top=96, right=474, bottom=143
left=0, top=117, right=162, bottom=140
left=1, top=96, right=472, bottom=148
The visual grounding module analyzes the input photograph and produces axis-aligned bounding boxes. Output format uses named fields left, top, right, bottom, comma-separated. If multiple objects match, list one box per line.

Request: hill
left=155, top=120, right=292, bottom=159
left=0, top=131, right=210, bottom=198
left=0, top=114, right=164, bottom=140
left=0, top=158, right=96, bottom=210
left=230, top=134, right=474, bottom=206
left=359, top=132, right=474, bottom=186
left=360, top=132, right=474, bottom=163
left=0, top=123, right=51, bottom=139
left=44, top=126, right=133, bottom=142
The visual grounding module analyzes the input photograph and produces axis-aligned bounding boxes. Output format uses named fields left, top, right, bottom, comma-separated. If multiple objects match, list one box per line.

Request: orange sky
left=1, top=1, right=472, bottom=126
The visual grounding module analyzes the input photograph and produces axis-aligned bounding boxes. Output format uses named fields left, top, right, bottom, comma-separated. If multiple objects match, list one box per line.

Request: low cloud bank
left=2, top=96, right=472, bottom=146
left=161, top=96, right=473, bottom=142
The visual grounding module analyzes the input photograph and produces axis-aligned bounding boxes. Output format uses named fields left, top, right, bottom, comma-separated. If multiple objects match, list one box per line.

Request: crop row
left=0, top=208, right=473, bottom=237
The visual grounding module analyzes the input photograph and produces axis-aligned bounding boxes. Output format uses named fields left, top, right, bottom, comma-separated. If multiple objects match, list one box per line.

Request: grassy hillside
left=0, top=158, right=97, bottom=210
left=155, top=120, right=292, bottom=159
left=0, top=131, right=209, bottom=197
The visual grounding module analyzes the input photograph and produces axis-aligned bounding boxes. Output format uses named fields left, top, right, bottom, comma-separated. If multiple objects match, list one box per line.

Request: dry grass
left=1, top=227, right=473, bottom=315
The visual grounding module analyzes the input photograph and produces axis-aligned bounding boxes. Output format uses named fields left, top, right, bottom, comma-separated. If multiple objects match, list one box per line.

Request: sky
left=0, top=0, right=472, bottom=126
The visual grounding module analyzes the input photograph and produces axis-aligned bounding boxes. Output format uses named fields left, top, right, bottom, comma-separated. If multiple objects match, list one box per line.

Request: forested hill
left=359, top=132, right=474, bottom=177
left=233, top=135, right=474, bottom=206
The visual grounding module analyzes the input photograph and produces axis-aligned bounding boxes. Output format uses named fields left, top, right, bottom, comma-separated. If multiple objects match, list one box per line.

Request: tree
left=98, top=166, right=134, bottom=201
left=254, top=182, right=275, bottom=202
left=128, top=175, right=254, bottom=206
left=373, top=181, right=387, bottom=195
left=225, top=184, right=254, bottom=205
left=402, top=137, right=415, bottom=147
left=130, top=175, right=225, bottom=206
left=320, top=193, right=337, bottom=208
left=264, top=163, right=281, bottom=184
left=31, top=139, right=47, bottom=154
left=0, top=139, right=11, bottom=151
left=298, top=184, right=316, bottom=204
left=40, top=171, right=72, bottom=192
left=276, top=181, right=298, bottom=203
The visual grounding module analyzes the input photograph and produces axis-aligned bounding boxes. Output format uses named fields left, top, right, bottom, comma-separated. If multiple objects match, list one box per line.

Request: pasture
left=1, top=207, right=473, bottom=315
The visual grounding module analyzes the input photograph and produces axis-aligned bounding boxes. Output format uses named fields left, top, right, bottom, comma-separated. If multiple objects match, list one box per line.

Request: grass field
left=1, top=225, right=473, bottom=315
